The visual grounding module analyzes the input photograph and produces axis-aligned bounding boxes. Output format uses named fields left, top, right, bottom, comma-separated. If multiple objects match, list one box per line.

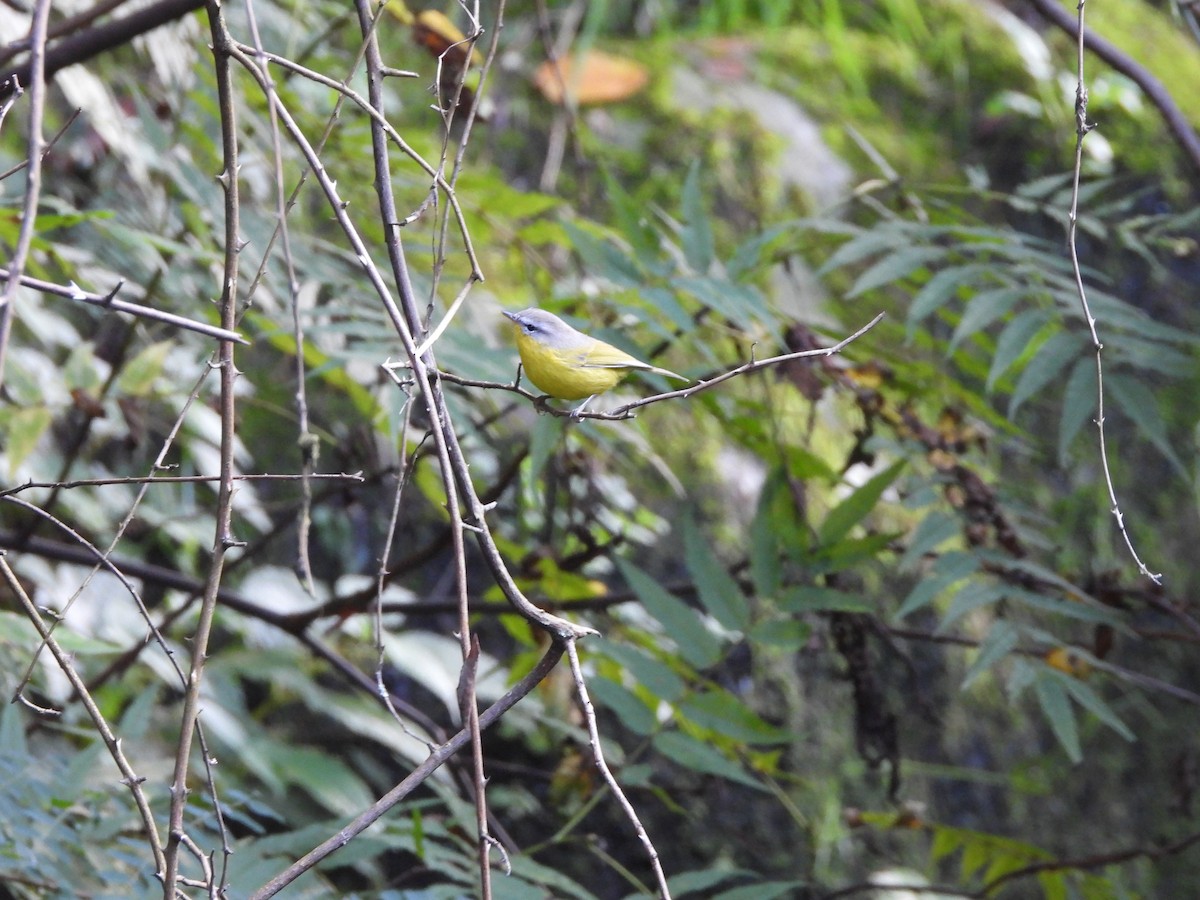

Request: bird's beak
left=502, top=310, right=518, bottom=322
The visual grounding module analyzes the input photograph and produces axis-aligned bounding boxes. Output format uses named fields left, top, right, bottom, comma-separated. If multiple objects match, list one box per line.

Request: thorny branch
left=0, top=0, right=50, bottom=388
left=1060, top=0, right=1161, bottom=584
left=161, top=0, right=244, bottom=891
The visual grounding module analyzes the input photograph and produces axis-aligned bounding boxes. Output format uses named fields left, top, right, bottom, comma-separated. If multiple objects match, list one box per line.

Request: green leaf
left=63, top=343, right=102, bottom=391
left=1107, top=373, right=1188, bottom=475
left=1113, top=335, right=1194, bottom=377
left=1037, top=870, right=1069, bottom=900
left=810, top=531, right=899, bottom=571
left=1007, top=330, right=1084, bottom=417
left=640, top=285, right=694, bottom=333
left=848, top=246, right=944, bottom=298
left=930, top=825, right=965, bottom=862
left=1016, top=172, right=1074, bottom=199
left=817, top=224, right=907, bottom=276
left=117, top=340, right=173, bottom=397
left=669, top=869, right=757, bottom=897
left=672, top=275, right=762, bottom=324
left=895, top=551, right=981, bottom=620
left=947, top=286, right=1023, bottom=353
left=986, top=309, right=1051, bottom=391
left=962, top=621, right=1019, bottom=688
left=678, top=690, right=792, bottom=744
left=680, top=161, right=715, bottom=273
left=907, top=264, right=989, bottom=336
left=941, top=580, right=1008, bottom=631
left=899, top=511, right=959, bottom=572
left=1010, top=588, right=1125, bottom=627
left=779, top=586, right=873, bottom=613
left=276, top=745, right=374, bottom=815
left=896, top=575, right=953, bottom=619
left=616, top=560, right=722, bottom=669
left=516, top=218, right=568, bottom=246
left=505, top=856, right=600, bottom=900
left=527, top=414, right=564, bottom=484
left=250, top=313, right=380, bottom=420
left=563, top=221, right=643, bottom=288
left=749, top=467, right=794, bottom=597
left=818, top=460, right=905, bottom=546
left=747, top=618, right=811, bottom=649
left=593, top=638, right=687, bottom=702
left=651, top=731, right=766, bottom=791
left=1061, top=675, right=1135, bottom=741
left=713, top=881, right=808, bottom=900
left=1057, top=356, right=1097, bottom=463
left=0, top=701, right=28, bottom=757
left=1034, top=670, right=1081, bottom=762
left=960, top=835, right=990, bottom=880
left=589, top=676, right=656, bottom=736
left=683, top=517, right=750, bottom=631
left=0, top=406, right=52, bottom=477
left=727, top=221, right=795, bottom=280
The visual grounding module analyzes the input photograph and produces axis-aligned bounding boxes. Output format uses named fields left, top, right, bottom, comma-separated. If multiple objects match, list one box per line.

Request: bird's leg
left=570, top=395, right=596, bottom=418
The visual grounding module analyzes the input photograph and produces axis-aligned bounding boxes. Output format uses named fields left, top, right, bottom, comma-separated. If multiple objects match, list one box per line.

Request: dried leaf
left=533, top=51, right=650, bottom=106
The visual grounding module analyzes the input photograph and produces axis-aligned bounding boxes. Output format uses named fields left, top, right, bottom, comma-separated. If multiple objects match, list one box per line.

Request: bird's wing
left=576, top=343, right=644, bottom=370
left=576, top=344, right=687, bottom=381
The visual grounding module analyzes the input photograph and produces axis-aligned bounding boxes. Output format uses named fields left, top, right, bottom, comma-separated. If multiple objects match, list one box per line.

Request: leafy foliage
left=1, top=0, right=1200, bottom=897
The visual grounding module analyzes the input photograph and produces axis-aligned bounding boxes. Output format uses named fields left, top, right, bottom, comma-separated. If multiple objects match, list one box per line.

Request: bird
left=503, top=308, right=687, bottom=414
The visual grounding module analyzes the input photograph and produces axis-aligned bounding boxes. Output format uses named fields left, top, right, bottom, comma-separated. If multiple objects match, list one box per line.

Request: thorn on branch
left=100, top=279, right=124, bottom=306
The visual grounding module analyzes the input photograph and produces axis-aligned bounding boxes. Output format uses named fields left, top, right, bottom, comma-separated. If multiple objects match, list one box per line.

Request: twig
left=230, top=41, right=481, bottom=278
left=0, top=106, right=80, bottom=181
left=373, top=385, right=434, bottom=742
left=0, top=471, right=361, bottom=495
left=439, top=312, right=886, bottom=420
left=1059, top=1, right=1161, bottom=584
left=242, top=0, right=318, bottom=597
left=0, top=0, right=206, bottom=95
left=980, top=827, right=1200, bottom=895
left=0, top=0, right=50, bottom=387
left=565, top=639, right=672, bottom=899
left=227, top=36, right=592, bottom=643
left=1028, top=0, right=1200, bottom=178
left=1, top=494, right=186, bottom=703
left=1, top=555, right=166, bottom=878
left=162, top=0, right=244, bottom=891
left=0, top=267, right=248, bottom=343
left=356, top=4, right=495, bottom=891
left=249, top=642, right=568, bottom=899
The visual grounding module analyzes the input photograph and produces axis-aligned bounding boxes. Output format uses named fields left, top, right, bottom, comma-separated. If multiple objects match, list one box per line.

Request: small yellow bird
left=504, top=308, right=687, bottom=414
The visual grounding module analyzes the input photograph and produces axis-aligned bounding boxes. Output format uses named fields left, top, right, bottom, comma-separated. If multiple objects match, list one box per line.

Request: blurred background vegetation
left=1, top=0, right=1200, bottom=897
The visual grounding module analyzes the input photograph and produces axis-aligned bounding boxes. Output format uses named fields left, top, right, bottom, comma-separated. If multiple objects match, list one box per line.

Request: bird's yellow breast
left=514, top=330, right=629, bottom=400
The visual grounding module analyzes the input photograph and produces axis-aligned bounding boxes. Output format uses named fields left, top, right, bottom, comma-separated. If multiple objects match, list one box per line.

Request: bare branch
left=1058, top=1, right=1161, bottom=584
left=0, top=267, right=248, bottom=343
left=0, top=0, right=51, bottom=387
left=249, top=641, right=568, bottom=899
left=566, top=639, right=671, bottom=899
left=1, top=555, right=167, bottom=879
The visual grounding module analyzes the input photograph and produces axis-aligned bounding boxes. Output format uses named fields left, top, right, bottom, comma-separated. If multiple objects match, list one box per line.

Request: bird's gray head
left=503, top=308, right=589, bottom=349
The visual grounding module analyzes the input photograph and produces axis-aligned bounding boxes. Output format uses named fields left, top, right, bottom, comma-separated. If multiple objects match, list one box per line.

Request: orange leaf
left=533, top=50, right=650, bottom=106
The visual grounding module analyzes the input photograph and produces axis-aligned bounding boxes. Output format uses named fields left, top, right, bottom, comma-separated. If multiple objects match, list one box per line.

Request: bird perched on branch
left=503, top=308, right=687, bottom=415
